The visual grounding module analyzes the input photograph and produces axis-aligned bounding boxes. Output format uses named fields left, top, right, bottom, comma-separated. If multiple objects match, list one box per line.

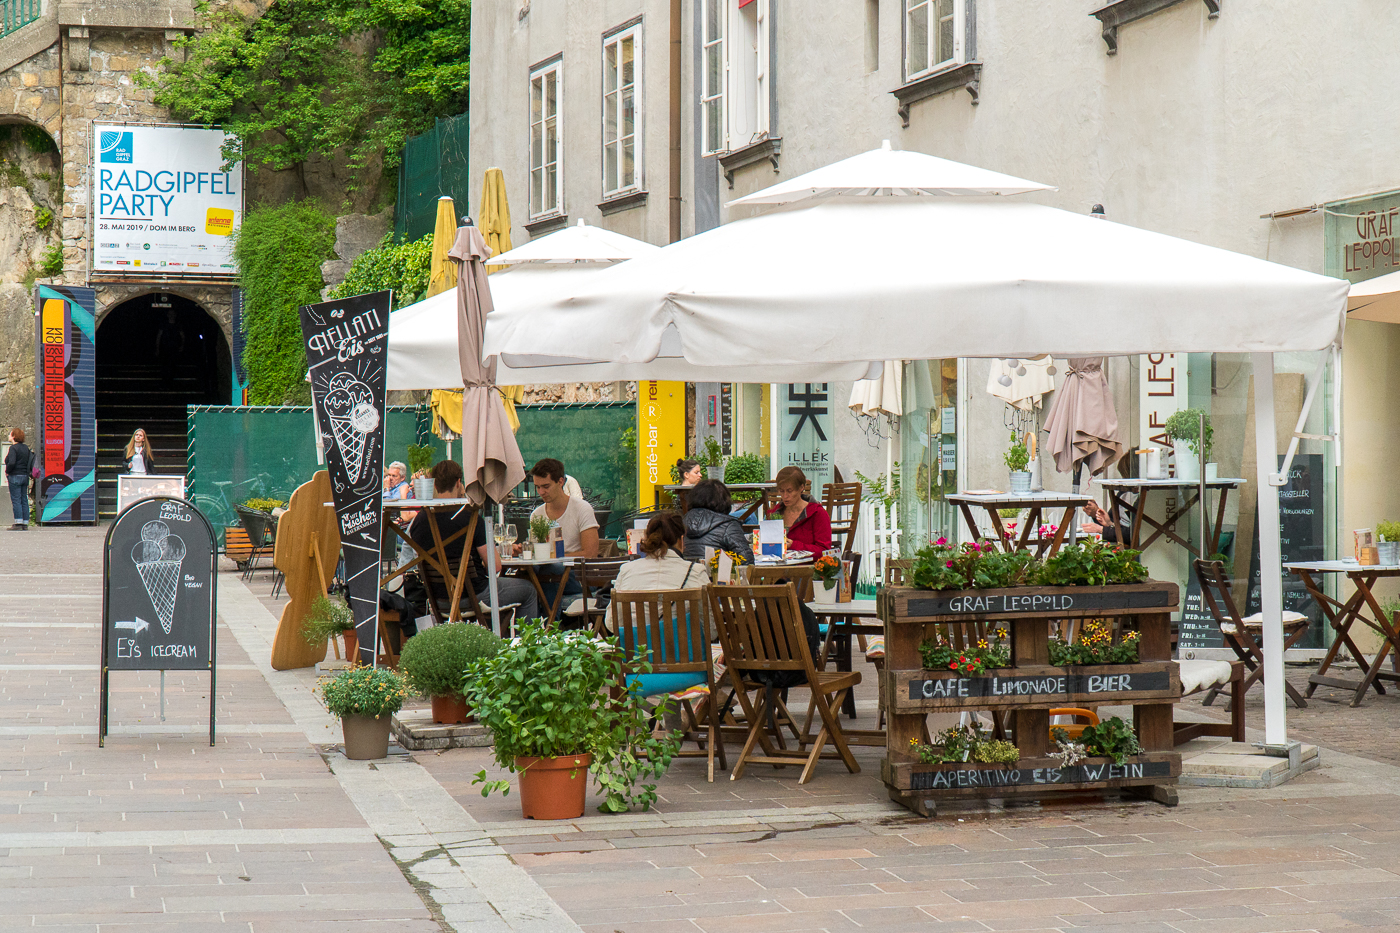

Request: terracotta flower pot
left=341, top=713, right=392, bottom=760
left=515, top=753, right=592, bottom=820
left=342, top=629, right=358, bottom=661
left=430, top=694, right=471, bottom=724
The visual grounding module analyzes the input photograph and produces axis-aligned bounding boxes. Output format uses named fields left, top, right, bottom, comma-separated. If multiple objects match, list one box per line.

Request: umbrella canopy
left=1042, top=358, right=1123, bottom=476
left=427, top=197, right=459, bottom=297
left=479, top=167, right=513, bottom=274
left=449, top=224, right=525, bottom=505
left=729, top=141, right=1053, bottom=205
left=1347, top=270, right=1400, bottom=324
left=483, top=196, right=1349, bottom=372
left=491, top=218, right=661, bottom=265
left=848, top=362, right=903, bottom=420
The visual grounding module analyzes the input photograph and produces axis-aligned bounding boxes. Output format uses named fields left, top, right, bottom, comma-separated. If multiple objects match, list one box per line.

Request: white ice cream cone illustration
left=323, top=373, right=378, bottom=486
left=131, top=520, right=186, bottom=634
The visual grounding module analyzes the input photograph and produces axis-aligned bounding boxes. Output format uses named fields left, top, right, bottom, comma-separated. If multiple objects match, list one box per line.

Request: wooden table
left=1096, top=478, right=1245, bottom=558
left=381, top=499, right=479, bottom=625
left=807, top=600, right=882, bottom=732
left=1285, top=559, right=1400, bottom=706
left=661, top=483, right=775, bottom=524
left=946, top=491, right=1093, bottom=557
left=501, top=555, right=580, bottom=626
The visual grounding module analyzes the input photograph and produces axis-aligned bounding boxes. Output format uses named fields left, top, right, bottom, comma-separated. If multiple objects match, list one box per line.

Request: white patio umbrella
left=1346, top=269, right=1400, bottom=324
left=489, top=217, right=662, bottom=265
left=479, top=145, right=1350, bottom=750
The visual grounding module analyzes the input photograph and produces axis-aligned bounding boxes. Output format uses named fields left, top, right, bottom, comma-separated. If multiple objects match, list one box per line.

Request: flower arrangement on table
left=1048, top=619, right=1141, bottom=666
left=918, top=628, right=1010, bottom=675
left=812, top=554, right=841, bottom=583
left=707, top=548, right=749, bottom=581
left=908, top=536, right=1147, bottom=591
left=1051, top=716, right=1143, bottom=766
left=909, top=721, right=1019, bottom=764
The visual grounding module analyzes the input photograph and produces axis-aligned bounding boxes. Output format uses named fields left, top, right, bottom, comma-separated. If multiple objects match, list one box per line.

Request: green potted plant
left=1003, top=431, right=1031, bottom=495
left=1164, top=408, right=1213, bottom=482
left=318, top=665, right=409, bottom=759
left=301, top=594, right=356, bottom=660
left=725, top=452, right=769, bottom=501
left=812, top=553, right=842, bottom=604
left=701, top=435, right=724, bottom=480
left=462, top=622, right=680, bottom=819
left=399, top=622, right=504, bottom=724
left=528, top=514, right=553, bottom=560
left=407, top=443, right=435, bottom=498
left=1378, top=521, right=1400, bottom=565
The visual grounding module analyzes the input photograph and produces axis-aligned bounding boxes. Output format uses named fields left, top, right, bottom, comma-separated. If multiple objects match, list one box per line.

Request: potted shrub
left=701, top=435, right=724, bottom=480
left=1378, top=521, right=1400, bottom=565
left=407, top=443, right=436, bottom=499
left=813, top=553, right=842, bottom=604
left=301, top=593, right=357, bottom=660
left=528, top=514, right=553, bottom=560
left=1004, top=431, right=1031, bottom=495
left=1164, top=408, right=1213, bottom=482
left=318, top=665, right=409, bottom=759
left=399, top=622, right=503, bottom=724
left=462, top=622, right=680, bottom=819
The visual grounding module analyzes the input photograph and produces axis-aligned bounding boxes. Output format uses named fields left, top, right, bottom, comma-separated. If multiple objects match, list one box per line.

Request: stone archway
left=94, top=291, right=231, bottom=517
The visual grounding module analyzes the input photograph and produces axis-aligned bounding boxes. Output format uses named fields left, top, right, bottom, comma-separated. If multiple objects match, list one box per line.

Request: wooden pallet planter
left=879, top=580, right=1182, bottom=816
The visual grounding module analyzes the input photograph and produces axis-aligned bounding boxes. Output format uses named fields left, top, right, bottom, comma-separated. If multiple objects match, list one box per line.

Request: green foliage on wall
left=233, top=201, right=336, bottom=404
left=328, top=233, right=433, bottom=309
left=146, top=0, right=471, bottom=187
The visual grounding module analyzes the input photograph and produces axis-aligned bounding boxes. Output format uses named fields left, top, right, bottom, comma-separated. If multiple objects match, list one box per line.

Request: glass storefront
left=899, top=359, right=960, bottom=552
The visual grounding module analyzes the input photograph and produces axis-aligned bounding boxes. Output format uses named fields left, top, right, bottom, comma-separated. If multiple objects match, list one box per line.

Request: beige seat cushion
left=1178, top=659, right=1233, bottom=695
left=1221, top=610, right=1307, bottom=634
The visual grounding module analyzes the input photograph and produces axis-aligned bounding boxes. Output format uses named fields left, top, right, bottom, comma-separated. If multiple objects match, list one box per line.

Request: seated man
left=528, top=458, right=598, bottom=612
left=408, top=460, right=539, bottom=624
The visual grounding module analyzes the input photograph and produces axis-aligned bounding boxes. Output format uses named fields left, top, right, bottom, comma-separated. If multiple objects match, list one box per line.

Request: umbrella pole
left=1250, top=351, right=1289, bottom=748
left=1068, top=464, right=1082, bottom=545
left=484, top=515, right=502, bottom=636
left=1199, top=411, right=1208, bottom=562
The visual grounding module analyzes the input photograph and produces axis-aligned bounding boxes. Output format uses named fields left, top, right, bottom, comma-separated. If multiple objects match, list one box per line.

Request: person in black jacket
left=122, top=428, right=156, bottom=474
left=682, top=479, right=754, bottom=563
left=5, top=427, right=33, bottom=530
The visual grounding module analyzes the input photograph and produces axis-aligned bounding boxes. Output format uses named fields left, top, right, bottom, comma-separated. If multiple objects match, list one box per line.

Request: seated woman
left=675, top=458, right=703, bottom=487
left=615, top=512, right=710, bottom=592
left=769, top=466, right=832, bottom=553
left=682, top=480, right=754, bottom=564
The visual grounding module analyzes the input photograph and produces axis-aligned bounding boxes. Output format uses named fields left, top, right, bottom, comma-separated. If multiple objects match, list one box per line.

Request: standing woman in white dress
left=123, top=428, right=156, bottom=475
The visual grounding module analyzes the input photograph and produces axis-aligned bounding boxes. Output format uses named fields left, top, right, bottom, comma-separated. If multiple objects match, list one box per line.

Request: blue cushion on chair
left=628, top=671, right=707, bottom=697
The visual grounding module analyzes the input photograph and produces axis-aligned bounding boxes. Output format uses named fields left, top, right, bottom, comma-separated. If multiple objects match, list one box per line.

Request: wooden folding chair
left=884, top=559, right=912, bottom=587
left=612, top=588, right=727, bottom=781
left=708, top=584, right=861, bottom=783
left=822, top=482, right=863, bottom=553
left=748, top=565, right=814, bottom=601
left=1195, top=559, right=1310, bottom=709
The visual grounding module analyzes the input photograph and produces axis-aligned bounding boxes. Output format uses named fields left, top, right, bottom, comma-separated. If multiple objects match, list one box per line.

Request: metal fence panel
left=395, top=111, right=471, bottom=243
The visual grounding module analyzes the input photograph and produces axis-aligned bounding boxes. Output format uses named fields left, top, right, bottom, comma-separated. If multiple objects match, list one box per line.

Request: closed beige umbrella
left=1043, top=358, right=1123, bottom=477
left=450, top=223, right=525, bottom=505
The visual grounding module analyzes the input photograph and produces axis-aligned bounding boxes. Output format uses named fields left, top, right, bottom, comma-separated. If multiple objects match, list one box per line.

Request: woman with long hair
left=768, top=466, right=832, bottom=553
left=614, top=511, right=710, bottom=592
left=123, top=428, right=156, bottom=475
left=5, top=427, right=33, bottom=530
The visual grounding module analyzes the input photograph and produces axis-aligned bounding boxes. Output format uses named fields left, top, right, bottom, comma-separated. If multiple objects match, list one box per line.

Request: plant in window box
left=909, top=537, right=1037, bottom=591
left=1048, top=619, right=1140, bottom=666
left=909, top=722, right=1019, bottom=765
left=1031, top=538, right=1147, bottom=587
left=1004, top=431, right=1031, bottom=495
left=1163, top=408, right=1213, bottom=482
left=918, top=628, right=1010, bottom=675
left=1052, top=716, right=1143, bottom=766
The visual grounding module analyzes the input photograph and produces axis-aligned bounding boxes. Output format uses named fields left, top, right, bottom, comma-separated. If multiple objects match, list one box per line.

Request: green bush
left=300, top=594, right=354, bottom=646
left=34, top=206, right=52, bottom=231
left=328, top=233, right=434, bottom=309
left=399, top=622, right=503, bottom=699
left=724, top=453, right=767, bottom=501
left=233, top=201, right=336, bottom=404
left=318, top=665, right=408, bottom=719
left=39, top=242, right=62, bottom=277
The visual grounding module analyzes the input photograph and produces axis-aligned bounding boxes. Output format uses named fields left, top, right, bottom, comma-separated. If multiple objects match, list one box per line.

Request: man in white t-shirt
left=528, top=458, right=598, bottom=613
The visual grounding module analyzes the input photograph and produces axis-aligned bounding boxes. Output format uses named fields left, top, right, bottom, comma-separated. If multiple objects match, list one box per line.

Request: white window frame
left=602, top=22, right=643, bottom=198
left=700, top=0, right=770, bottom=157
left=904, top=0, right=965, bottom=83
left=529, top=58, right=564, bottom=219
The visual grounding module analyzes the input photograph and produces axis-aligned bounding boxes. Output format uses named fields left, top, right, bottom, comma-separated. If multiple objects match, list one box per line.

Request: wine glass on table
left=504, top=524, right=518, bottom=557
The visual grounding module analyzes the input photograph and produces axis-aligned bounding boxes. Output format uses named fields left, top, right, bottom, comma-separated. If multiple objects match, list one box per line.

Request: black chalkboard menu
left=299, top=290, right=391, bottom=666
left=1246, top=453, right=1325, bottom=649
left=100, top=496, right=217, bottom=746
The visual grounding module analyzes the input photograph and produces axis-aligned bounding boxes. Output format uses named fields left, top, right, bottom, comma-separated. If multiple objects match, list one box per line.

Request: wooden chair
left=612, top=589, right=727, bottom=781
left=884, top=559, right=912, bottom=587
left=377, top=611, right=402, bottom=669
left=707, top=584, right=861, bottom=783
left=1175, top=658, right=1246, bottom=745
left=822, top=482, right=863, bottom=553
left=1194, top=559, right=1310, bottom=709
left=748, top=564, right=814, bottom=601
left=598, top=539, right=620, bottom=558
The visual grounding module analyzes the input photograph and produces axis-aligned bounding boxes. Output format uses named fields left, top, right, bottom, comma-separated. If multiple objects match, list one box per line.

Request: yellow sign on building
left=638, top=381, right=685, bottom=507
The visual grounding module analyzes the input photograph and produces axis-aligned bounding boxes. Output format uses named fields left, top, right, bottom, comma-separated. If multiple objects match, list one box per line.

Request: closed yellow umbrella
left=427, top=196, right=458, bottom=298
left=479, top=168, right=512, bottom=274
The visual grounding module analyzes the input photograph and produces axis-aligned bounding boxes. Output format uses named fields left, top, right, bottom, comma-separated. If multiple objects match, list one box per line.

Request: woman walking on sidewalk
left=5, top=427, right=33, bottom=530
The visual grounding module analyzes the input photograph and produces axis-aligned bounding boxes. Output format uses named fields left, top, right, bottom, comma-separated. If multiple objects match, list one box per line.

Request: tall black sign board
left=299, top=290, right=391, bottom=665
left=100, top=496, right=217, bottom=746
left=1246, top=453, right=1325, bottom=648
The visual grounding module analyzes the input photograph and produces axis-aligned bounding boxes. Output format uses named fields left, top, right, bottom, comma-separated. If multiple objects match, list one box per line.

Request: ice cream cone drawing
left=323, top=372, right=379, bottom=486
left=131, top=520, right=186, bottom=634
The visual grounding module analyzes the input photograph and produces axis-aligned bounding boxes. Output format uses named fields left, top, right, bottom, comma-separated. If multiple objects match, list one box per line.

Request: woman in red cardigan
left=769, top=466, right=833, bottom=553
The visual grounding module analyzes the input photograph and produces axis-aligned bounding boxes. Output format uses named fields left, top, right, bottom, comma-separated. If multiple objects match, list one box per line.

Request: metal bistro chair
left=822, top=482, right=863, bottom=553
left=1194, top=559, right=1310, bottom=709
left=612, top=588, right=727, bottom=782
left=708, top=584, right=861, bottom=784
left=565, top=558, right=629, bottom=632
left=234, top=505, right=277, bottom=583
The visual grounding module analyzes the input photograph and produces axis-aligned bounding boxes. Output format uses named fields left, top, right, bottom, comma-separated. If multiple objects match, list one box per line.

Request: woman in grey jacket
left=681, top=480, right=754, bottom=563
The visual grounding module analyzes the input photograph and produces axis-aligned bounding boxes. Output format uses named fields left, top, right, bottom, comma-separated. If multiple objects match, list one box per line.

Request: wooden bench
left=1174, top=659, right=1245, bottom=745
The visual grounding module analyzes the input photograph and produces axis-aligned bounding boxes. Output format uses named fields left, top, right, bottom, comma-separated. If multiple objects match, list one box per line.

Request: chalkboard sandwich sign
left=879, top=581, right=1179, bottom=625
left=887, top=661, right=1181, bottom=712
left=883, top=752, right=1180, bottom=797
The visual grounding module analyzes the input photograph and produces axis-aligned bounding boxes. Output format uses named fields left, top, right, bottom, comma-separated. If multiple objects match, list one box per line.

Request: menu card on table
left=758, top=520, right=785, bottom=559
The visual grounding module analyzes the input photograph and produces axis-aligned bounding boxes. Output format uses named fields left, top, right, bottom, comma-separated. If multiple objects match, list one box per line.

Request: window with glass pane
left=529, top=61, right=563, bottom=217
left=905, top=0, right=961, bottom=80
left=701, top=0, right=724, bottom=155
left=603, top=26, right=640, bottom=197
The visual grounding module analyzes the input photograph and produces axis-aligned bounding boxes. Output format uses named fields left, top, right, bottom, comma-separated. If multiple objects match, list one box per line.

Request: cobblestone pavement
left=10, top=526, right=1400, bottom=932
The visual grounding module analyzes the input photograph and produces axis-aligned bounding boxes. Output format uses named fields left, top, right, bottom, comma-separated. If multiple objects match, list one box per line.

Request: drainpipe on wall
left=669, top=0, right=682, bottom=244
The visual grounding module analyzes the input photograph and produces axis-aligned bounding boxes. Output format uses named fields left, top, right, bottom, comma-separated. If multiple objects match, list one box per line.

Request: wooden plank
left=880, top=582, right=1180, bottom=624
left=887, top=752, right=1180, bottom=795
left=887, top=662, right=1182, bottom=711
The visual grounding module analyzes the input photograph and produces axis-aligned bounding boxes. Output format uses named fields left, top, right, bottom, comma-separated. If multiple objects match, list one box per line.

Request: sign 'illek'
left=299, top=291, right=391, bottom=665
